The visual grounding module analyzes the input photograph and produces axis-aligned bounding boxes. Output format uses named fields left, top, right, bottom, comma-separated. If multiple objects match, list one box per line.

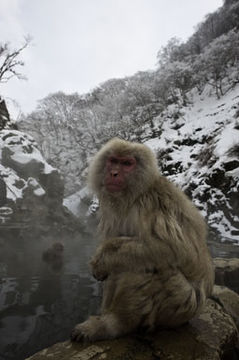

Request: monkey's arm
left=90, top=237, right=155, bottom=280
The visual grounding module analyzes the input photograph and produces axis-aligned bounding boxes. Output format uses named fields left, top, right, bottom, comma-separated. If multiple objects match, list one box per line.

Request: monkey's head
left=88, top=138, right=159, bottom=200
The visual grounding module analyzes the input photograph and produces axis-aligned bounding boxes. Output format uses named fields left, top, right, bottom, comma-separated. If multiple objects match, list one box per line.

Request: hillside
left=144, top=85, right=239, bottom=242
left=62, top=84, right=239, bottom=243
left=17, top=0, right=239, bottom=243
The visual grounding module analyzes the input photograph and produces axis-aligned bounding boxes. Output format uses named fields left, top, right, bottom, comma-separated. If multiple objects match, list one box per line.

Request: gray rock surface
left=25, top=285, right=239, bottom=360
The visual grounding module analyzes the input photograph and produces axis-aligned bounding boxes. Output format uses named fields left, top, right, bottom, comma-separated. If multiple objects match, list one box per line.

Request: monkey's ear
left=87, top=149, right=108, bottom=195
left=87, top=139, right=123, bottom=193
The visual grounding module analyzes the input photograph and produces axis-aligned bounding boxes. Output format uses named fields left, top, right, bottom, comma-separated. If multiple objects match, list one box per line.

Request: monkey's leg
left=71, top=271, right=205, bottom=342
left=153, top=271, right=206, bottom=328
left=71, top=272, right=156, bottom=342
left=101, top=271, right=205, bottom=333
left=102, top=272, right=205, bottom=332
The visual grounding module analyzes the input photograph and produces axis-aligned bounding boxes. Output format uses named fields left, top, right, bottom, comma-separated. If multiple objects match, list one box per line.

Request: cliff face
left=144, top=85, right=239, bottom=243
left=0, top=129, right=72, bottom=231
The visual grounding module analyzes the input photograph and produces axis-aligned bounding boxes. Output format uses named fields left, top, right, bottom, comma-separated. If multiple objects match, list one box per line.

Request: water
left=208, top=235, right=239, bottom=259
left=0, top=228, right=238, bottom=360
left=0, top=228, right=100, bottom=360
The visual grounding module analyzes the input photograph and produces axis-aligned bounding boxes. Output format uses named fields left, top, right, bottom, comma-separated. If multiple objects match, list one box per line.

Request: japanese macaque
left=42, top=242, right=64, bottom=262
left=71, top=138, right=214, bottom=342
left=42, top=242, right=64, bottom=271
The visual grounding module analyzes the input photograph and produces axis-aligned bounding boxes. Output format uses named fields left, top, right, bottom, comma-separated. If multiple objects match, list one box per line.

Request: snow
left=0, top=163, right=26, bottom=200
left=226, top=168, right=239, bottom=179
left=63, top=187, right=89, bottom=216
left=0, top=130, right=55, bottom=202
left=11, top=152, right=39, bottom=165
left=63, top=191, right=82, bottom=216
left=28, top=178, right=46, bottom=197
left=0, top=130, right=55, bottom=174
left=0, top=207, right=13, bottom=224
left=214, top=123, right=239, bottom=157
left=144, top=83, right=239, bottom=243
left=33, top=188, right=45, bottom=196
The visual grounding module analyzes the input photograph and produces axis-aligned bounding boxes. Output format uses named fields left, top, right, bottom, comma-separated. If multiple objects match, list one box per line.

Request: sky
left=0, top=0, right=222, bottom=118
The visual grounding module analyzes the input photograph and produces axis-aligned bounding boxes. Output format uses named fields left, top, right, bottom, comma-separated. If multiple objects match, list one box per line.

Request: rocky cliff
left=0, top=129, right=77, bottom=234
left=143, top=85, right=239, bottom=243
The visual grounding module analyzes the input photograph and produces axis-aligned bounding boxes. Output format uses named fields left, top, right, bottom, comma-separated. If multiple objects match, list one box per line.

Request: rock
left=63, top=187, right=92, bottom=218
left=144, top=86, right=239, bottom=243
left=214, top=257, right=239, bottom=293
left=0, top=176, right=7, bottom=206
left=0, top=98, right=18, bottom=130
left=212, top=285, right=239, bottom=328
left=25, top=287, right=239, bottom=360
left=0, top=129, right=79, bottom=233
left=151, top=298, right=238, bottom=360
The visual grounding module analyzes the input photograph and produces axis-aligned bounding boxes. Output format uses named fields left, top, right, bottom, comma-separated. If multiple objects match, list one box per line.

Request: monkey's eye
left=109, top=157, right=119, bottom=164
left=122, top=160, right=133, bottom=166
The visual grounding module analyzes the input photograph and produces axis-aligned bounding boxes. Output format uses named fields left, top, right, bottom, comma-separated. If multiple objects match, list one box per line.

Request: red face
left=104, top=155, right=136, bottom=193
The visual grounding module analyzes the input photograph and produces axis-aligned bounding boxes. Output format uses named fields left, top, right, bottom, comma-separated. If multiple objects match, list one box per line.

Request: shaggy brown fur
left=71, top=138, right=214, bottom=342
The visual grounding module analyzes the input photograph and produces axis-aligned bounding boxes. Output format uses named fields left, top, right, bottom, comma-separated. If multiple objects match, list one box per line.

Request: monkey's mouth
left=105, top=182, right=125, bottom=192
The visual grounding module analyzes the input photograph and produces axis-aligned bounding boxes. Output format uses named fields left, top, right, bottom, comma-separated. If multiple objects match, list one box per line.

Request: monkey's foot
left=71, top=321, right=93, bottom=342
left=71, top=316, right=109, bottom=342
left=71, top=314, right=123, bottom=342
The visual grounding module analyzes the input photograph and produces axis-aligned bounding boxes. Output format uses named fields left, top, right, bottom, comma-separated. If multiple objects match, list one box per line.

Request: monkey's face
left=104, top=155, right=136, bottom=193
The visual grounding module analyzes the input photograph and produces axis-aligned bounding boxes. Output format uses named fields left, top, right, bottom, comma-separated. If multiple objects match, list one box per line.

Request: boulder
left=25, top=286, right=239, bottom=360
left=0, top=129, right=76, bottom=232
left=212, top=285, right=239, bottom=329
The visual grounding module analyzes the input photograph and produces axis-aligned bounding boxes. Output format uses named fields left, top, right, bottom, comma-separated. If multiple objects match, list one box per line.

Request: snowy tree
left=157, top=37, right=187, bottom=67
left=155, top=61, right=193, bottom=106
left=193, top=30, right=239, bottom=98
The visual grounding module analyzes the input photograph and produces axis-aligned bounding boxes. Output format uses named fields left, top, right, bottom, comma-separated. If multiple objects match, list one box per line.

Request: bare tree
left=0, top=37, right=31, bottom=84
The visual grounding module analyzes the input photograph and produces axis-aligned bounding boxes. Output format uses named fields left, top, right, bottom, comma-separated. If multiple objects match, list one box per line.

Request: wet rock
left=212, top=285, right=239, bottom=329
left=26, top=287, right=239, bottom=360
left=214, top=257, right=239, bottom=293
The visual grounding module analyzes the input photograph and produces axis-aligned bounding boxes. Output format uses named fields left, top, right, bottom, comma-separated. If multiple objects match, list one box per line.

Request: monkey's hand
left=90, top=237, right=140, bottom=280
left=89, top=237, right=132, bottom=280
left=90, top=252, right=108, bottom=281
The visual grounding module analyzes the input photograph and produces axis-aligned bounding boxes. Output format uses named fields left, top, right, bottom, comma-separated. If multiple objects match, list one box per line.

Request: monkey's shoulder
left=140, top=175, right=185, bottom=208
left=139, top=175, right=204, bottom=222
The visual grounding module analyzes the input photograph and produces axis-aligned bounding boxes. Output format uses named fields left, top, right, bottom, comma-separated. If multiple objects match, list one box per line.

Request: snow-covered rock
left=63, top=187, right=91, bottom=217
left=63, top=187, right=98, bottom=230
left=0, top=129, right=66, bottom=227
left=145, top=85, right=239, bottom=243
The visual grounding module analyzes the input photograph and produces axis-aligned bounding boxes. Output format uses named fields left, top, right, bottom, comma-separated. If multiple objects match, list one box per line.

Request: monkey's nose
left=111, top=170, right=118, bottom=177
